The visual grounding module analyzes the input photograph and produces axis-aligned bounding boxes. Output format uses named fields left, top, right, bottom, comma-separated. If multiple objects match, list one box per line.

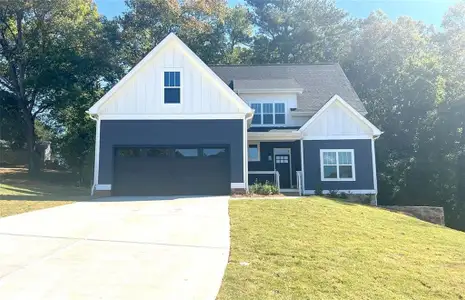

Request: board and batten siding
left=98, top=40, right=243, bottom=115
left=303, top=139, right=374, bottom=191
left=98, top=119, right=244, bottom=185
left=301, top=100, right=372, bottom=138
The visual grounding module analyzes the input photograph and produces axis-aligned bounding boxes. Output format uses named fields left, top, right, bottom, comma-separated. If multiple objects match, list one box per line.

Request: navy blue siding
left=303, top=140, right=374, bottom=191
left=99, top=120, right=244, bottom=184
left=248, top=141, right=301, bottom=187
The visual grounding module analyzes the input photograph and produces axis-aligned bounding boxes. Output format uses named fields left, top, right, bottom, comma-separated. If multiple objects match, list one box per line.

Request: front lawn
left=218, top=197, right=465, bottom=300
left=0, top=168, right=89, bottom=217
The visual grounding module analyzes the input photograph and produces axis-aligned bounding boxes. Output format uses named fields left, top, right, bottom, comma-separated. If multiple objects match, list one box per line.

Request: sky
left=94, top=0, right=460, bottom=28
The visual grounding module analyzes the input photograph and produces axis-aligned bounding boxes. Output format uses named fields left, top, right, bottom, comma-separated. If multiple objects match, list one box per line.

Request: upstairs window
left=249, top=103, right=286, bottom=125
left=164, top=71, right=181, bottom=104
left=320, top=149, right=355, bottom=181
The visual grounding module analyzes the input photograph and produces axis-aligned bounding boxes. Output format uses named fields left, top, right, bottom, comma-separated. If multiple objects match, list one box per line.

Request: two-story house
left=87, top=33, right=382, bottom=200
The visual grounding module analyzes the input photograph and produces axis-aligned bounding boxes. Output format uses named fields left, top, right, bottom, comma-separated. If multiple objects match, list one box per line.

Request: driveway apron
left=0, top=196, right=230, bottom=300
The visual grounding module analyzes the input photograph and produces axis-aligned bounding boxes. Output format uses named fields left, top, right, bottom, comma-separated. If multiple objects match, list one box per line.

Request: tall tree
left=0, top=0, right=104, bottom=174
left=247, top=0, right=356, bottom=63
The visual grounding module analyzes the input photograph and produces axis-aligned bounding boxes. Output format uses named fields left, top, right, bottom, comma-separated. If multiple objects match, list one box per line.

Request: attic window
left=164, top=71, right=181, bottom=104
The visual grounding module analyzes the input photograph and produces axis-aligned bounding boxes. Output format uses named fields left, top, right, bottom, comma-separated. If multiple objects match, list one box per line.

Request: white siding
left=99, top=40, right=242, bottom=115
left=302, top=100, right=372, bottom=138
left=240, top=93, right=307, bottom=127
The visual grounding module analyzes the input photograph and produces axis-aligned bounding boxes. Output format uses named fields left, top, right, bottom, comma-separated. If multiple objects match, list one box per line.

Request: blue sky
left=94, top=0, right=459, bottom=27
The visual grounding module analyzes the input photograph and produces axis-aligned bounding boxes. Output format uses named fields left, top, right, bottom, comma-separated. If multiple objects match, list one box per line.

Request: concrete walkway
left=0, top=196, right=230, bottom=300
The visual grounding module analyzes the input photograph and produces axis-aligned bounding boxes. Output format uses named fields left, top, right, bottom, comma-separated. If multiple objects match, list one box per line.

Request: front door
left=275, top=154, right=291, bottom=189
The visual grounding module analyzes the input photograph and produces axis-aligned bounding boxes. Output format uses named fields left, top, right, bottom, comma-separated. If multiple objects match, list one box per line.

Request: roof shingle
left=210, top=64, right=367, bottom=116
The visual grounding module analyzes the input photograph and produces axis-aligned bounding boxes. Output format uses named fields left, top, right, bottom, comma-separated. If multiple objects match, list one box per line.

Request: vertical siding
left=99, top=41, right=242, bottom=115
left=303, top=140, right=374, bottom=190
left=99, top=120, right=244, bottom=185
left=301, top=101, right=372, bottom=137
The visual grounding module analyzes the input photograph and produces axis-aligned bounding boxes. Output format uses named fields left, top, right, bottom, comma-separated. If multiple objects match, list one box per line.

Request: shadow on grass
left=0, top=185, right=43, bottom=195
left=0, top=195, right=91, bottom=201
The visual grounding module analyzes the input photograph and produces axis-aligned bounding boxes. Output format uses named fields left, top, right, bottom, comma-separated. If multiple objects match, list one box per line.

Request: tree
left=0, top=0, right=103, bottom=174
left=246, top=0, right=356, bottom=63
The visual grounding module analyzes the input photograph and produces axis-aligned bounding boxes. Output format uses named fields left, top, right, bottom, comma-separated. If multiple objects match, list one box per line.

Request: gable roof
left=210, top=64, right=367, bottom=116
left=299, top=95, right=382, bottom=136
left=88, top=33, right=252, bottom=115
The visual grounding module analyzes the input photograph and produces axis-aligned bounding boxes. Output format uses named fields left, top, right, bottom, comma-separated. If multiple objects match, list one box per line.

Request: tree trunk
left=24, top=116, right=39, bottom=176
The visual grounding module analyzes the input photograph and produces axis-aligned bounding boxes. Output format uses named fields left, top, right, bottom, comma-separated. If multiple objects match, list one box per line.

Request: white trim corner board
left=95, top=184, right=111, bottom=191
left=231, top=183, right=246, bottom=189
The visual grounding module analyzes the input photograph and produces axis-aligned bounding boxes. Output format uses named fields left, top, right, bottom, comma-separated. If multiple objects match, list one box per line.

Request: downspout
left=244, top=113, right=254, bottom=192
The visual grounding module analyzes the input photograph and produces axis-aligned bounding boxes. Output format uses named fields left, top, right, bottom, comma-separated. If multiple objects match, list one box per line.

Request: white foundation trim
left=304, top=189, right=377, bottom=195
left=280, top=189, right=299, bottom=192
left=231, top=183, right=246, bottom=189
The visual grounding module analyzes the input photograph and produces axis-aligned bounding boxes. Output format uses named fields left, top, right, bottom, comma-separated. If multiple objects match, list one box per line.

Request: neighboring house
left=87, top=33, right=382, bottom=200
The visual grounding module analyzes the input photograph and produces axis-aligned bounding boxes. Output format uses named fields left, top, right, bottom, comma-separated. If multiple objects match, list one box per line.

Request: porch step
left=281, top=191, right=300, bottom=196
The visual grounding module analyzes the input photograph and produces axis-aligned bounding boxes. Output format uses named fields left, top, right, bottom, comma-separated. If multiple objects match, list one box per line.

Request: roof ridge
left=209, top=62, right=339, bottom=67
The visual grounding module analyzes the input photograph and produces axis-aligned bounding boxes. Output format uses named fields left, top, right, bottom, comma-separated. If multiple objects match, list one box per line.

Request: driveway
left=0, top=196, right=230, bottom=300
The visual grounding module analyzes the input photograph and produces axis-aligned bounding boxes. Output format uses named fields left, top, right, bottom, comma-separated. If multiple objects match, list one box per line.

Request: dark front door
left=275, top=154, right=291, bottom=189
left=113, top=146, right=230, bottom=196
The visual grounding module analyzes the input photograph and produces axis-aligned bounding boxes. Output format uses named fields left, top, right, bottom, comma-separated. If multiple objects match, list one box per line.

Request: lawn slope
left=218, top=197, right=465, bottom=300
left=0, top=168, right=88, bottom=217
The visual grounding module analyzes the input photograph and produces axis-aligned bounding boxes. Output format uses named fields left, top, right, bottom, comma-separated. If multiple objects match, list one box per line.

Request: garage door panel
left=113, top=146, right=230, bottom=196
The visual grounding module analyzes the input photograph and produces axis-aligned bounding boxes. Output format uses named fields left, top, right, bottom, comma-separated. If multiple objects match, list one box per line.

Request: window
left=118, top=148, right=142, bottom=157
left=251, top=103, right=261, bottom=125
left=320, top=149, right=355, bottom=181
left=147, top=148, right=173, bottom=157
left=275, top=103, right=285, bottom=124
left=174, top=148, right=198, bottom=157
left=203, top=148, right=226, bottom=157
left=164, top=71, right=181, bottom=104
left=248, top=143, right=260, bottom=161
left=249, top=103, right=285, bottom=125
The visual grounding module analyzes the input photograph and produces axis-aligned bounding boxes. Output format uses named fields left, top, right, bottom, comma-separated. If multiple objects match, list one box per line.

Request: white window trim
left=162, top=68, right=183, bottom=105
left=320, top=149, right=356, bottom=182
left=248, top=143, right=260, bottom=162
left=249, top=102, right=286, bottom=126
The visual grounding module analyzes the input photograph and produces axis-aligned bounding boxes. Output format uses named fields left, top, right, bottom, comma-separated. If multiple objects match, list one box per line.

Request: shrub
left=249, top=180, right=279, bottom=195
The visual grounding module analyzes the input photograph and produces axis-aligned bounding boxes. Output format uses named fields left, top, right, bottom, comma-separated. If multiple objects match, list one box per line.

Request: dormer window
left=250, top=102, right=286, bottom=125
left=164, top=71, right=181, bottom=104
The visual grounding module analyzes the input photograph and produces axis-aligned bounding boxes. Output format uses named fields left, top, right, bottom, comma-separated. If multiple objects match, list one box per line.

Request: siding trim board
left=98, top=119, right=244, bottom=189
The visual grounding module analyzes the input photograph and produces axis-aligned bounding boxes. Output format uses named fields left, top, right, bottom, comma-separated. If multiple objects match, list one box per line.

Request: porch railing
left=296, top=171, right=303, bottom=196
left=248, top=171, right=280, bottom=193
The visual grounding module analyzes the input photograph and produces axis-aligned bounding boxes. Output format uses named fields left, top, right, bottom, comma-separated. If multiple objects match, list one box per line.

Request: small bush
left=249, top=180, right=279, bottom=195
left=315, top=184, right=323, bottom=196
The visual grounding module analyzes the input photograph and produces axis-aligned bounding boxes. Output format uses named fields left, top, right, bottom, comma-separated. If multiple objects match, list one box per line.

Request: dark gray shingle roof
left=233, top=79, right=301, bottom=91
left=210, top=64, right=367, bottom=115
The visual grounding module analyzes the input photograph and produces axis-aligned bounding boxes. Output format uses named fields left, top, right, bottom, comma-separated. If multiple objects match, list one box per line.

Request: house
left=87, top=33, right=382, bottom=201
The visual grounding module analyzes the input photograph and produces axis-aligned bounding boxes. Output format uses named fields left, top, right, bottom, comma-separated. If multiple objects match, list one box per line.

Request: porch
left=248, top=139, right=303, bottom=194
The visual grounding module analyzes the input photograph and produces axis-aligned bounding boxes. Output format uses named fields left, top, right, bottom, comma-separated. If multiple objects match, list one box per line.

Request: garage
left=112, top=146, right=230, bottom=196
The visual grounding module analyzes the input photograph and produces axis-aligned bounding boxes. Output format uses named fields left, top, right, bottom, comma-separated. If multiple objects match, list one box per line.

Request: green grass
left=218, top=197, right=465, bottom=300
left=0, top=167, right=89, bottom=217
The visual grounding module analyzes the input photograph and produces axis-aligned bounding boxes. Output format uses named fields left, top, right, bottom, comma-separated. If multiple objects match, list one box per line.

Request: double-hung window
left=320, top=149, right=355, bottom=181
left=250, top=102, right=286, bottom=125
left=248, top=143, right=260, bottom=161
left=164, top=71, right=181, bottom=104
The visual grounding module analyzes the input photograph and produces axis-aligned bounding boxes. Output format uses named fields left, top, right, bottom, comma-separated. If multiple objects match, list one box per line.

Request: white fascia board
left=304, top=135, right=373, bottom=140
left=98, top=113, right=246, bottom=120
left=88, top=33, right=253, bottom=116
left=299, top=95, right=382, bottom=137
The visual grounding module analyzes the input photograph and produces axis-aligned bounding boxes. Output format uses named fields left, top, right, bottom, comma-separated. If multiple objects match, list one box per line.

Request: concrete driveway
left=0, top=196, right=230, bottom=300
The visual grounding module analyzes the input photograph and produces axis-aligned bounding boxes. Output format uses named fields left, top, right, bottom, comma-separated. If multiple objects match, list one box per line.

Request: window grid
left=320, top=149, right=355, bottom=181
left=164, top=71, right=181, bottom=104
left=249, top=103, right=285, bottom=125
